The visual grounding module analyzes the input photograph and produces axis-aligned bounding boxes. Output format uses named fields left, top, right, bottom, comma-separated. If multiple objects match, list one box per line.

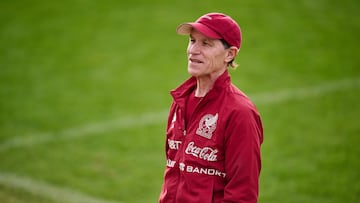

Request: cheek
left=209, top=53, right=225, bottom=66
left=186, top=44, right=192, bottom=55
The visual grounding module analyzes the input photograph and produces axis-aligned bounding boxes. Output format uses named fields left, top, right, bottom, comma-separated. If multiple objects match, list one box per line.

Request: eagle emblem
left=196, top=113, right=218, bottom=139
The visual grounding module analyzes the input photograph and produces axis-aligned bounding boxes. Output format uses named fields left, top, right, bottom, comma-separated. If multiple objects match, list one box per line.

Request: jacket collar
left=170, top=70, right=231, bottom=109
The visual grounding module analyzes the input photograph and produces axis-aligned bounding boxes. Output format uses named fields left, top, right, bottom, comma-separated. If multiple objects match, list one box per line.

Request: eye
left=189, top=38, right=195, bottom=44
left=202, top=41, right=211, bottom=46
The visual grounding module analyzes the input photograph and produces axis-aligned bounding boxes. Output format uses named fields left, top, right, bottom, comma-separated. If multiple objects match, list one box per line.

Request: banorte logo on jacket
left=196, top=113, right=218, bottom=139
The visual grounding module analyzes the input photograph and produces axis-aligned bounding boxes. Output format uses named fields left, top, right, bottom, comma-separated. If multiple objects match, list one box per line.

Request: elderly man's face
left=186, top=29, right=229, bottom=79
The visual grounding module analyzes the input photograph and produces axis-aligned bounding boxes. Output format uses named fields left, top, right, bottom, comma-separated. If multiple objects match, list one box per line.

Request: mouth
left=189, top=58, right=203, bottom=64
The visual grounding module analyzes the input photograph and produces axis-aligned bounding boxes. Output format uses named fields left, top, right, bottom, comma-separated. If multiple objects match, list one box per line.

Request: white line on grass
left=0, top=171, right=123, bottom=203
left=250, top=77, right=360, bottom=104
left=0, top=77, right=359, bottom=152
left=0, top=110, right=168, bottom=152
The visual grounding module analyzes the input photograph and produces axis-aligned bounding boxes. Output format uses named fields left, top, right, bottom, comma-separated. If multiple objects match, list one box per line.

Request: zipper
left=188, top=97, right=204, bottom=128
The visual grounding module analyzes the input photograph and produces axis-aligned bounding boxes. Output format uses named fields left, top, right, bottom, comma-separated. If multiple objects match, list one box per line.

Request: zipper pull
left=183, top=130, right=186, bottom=136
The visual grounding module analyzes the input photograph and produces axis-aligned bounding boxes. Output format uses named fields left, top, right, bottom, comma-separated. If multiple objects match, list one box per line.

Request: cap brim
left=176, top=23, right=221, bottom=39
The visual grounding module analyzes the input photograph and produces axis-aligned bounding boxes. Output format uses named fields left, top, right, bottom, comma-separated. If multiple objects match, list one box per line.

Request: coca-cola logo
left=185, top=142, right=218, bottom=161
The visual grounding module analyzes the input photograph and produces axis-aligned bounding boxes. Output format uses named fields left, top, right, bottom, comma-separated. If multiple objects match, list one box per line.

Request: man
left=159, top=12, right=264, bottom=203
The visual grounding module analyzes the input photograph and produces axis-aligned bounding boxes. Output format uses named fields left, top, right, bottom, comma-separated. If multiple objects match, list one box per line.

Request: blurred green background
left=0, top=0, right=359, bottom=202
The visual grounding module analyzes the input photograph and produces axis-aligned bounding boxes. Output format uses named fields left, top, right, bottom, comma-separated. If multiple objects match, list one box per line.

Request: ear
left=225, top=47, right=239, bottom=63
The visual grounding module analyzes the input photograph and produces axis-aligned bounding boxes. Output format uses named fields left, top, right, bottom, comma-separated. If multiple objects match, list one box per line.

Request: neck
left=194, top=69, right=226, bottom=97
left=195, top=80, right=212, bottom=97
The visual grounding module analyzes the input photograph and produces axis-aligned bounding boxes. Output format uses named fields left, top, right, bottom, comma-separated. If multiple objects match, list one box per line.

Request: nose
left=187, top=42, right=200, bottom=55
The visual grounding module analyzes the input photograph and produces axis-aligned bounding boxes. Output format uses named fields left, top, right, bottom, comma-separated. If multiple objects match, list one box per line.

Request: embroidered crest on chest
left=196, top=113, right=218, bottom=139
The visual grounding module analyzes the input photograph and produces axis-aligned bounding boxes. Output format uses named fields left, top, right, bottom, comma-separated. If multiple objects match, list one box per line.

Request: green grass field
left=1, top=0, right=359, bottom=202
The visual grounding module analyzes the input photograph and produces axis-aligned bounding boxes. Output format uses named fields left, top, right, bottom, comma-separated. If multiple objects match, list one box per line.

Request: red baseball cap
left=176, top=12, right=242, bottom=49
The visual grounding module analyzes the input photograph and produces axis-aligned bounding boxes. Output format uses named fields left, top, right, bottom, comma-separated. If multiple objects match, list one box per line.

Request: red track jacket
left=159, top=70, right=263, bottom=203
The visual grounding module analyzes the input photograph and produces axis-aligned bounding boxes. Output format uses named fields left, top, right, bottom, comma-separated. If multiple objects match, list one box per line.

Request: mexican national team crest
left=196, top=113, right=218, bottom=139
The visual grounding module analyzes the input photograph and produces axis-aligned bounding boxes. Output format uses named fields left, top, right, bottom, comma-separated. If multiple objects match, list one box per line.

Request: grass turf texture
left=1, top=0, right=359, bottom=202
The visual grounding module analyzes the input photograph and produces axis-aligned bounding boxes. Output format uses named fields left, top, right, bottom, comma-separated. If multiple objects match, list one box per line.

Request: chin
left=187, top=67, right=201, bottom=77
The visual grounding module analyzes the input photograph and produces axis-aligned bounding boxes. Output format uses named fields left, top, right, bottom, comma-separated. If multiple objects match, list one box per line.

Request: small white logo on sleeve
left=196, top=113, right=218, bottom=139
left=169, top=113, right=177, bottom=130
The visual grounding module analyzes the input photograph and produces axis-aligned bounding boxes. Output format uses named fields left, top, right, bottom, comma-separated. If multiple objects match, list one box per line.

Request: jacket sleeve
left=222, top=108, right=263, bottom=203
